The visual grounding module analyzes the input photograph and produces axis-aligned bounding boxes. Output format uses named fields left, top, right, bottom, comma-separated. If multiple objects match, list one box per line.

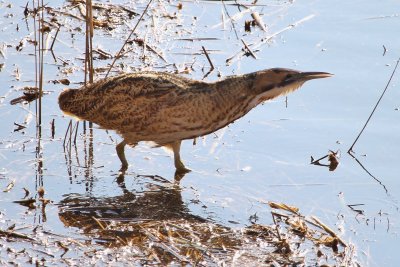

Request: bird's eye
left=285, top=74, right=293, bottom=80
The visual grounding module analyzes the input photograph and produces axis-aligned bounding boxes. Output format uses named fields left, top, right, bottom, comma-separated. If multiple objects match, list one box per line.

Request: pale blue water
left=0, top=0, right=399, bottom=265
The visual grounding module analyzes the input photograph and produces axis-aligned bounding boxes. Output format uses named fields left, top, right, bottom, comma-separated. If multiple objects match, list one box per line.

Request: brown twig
left=240, top=38, right=257, bottom=59
left=0, top=229, right=36, bottom=241
left=311, top=216, right=347, bottom=247
left=348, top=57, right=400, bottom=153
left=310, top=151, right=340, bottom=171
left=50, top=26, right=60, bottom=51
left=202, top=46, right=214, bottom=71
left=92, top=216, right=106, bottom=230
left=310, top=154, right=328, bottom=164
left=382, top=45, right=387, bottom=56
left=271, top=212, right=282, bottom=240
left=347, top=204, right=364, bottom=215
left=51, top=118, right=55, bottom=138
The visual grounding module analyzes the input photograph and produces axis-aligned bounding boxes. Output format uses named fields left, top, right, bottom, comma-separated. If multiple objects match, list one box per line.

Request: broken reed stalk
left=51, top=118, right=55, bottom=138
left=105, top=0, right=154, bottom=78
left=91, top=216, right=106, bottom=230
left=202, top=46, right=214, bottom=71
left=50, top=26, right=60, bottom=51
left=311, top=216, right=347, bottom=247
left=221, top=0, right=239, bottom=39
left=271, top=212, right=282, bottom=240
left=240, top=38, right=257, bottom=59
left=226, top=14, right=315, bottom=65
left=348, top=57, right=400, bottom=154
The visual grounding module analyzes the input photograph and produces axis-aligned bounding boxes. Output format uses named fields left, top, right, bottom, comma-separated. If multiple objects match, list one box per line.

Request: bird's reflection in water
left=116, top=166, right=188, bottom=193
left=58, top=172, right=352, bottom=266
left=58, top=172, right=237, bottom=265
left=59, top=172, right=205, bottom=228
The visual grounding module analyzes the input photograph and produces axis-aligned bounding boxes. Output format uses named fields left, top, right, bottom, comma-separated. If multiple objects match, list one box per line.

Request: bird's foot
left=174, top=168, right=190, bottom=183
left=119, top=163, right=128, bottom=173
left=175, top=160, right=191, bottom=175
left=116, top=141, right=129, bottom=169
left=116, top=164, right=128, bottom=185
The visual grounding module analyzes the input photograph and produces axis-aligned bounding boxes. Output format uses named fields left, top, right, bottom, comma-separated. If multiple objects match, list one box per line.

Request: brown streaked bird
left=58, top=68, right=332, bottom=173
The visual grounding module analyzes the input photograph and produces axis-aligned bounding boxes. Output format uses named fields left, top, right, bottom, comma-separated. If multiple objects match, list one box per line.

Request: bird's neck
left=215, top=72, right=257, bottom=96
left=202, top=74, right=259, bottom=130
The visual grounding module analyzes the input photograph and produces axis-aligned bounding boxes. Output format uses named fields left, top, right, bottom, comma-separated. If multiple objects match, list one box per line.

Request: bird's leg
left=116, top=140, right=128, bottom=171
left=171, top=140, right=190, bottom=174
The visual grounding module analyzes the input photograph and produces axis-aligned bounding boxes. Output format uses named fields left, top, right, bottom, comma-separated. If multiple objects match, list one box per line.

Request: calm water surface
left=0, top=0, right=399, bottom=265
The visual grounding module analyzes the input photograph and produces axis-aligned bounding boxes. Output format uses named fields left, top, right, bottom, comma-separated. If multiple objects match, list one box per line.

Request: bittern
left=58, top=68, right=332, bottom=173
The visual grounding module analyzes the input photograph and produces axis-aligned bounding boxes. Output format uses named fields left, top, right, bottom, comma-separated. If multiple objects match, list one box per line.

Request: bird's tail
left=58, top=89, right=82, bottom=120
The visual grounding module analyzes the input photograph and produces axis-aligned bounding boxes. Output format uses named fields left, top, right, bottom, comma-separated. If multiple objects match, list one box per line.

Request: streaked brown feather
left=58, top=69, right=329, bottom=146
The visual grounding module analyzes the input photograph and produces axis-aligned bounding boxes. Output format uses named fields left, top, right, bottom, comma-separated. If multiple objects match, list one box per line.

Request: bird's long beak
left=297, top=72, right=333, bottom=81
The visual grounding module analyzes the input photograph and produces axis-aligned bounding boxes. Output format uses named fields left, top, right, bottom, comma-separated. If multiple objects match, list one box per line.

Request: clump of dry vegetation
left=1, top=196, right=358, bottom=266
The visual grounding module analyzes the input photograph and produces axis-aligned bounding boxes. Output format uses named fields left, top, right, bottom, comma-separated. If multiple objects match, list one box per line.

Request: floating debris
left=50, top=78, right=70, bottom=85
left=251, top=11, right=268, bottom=32
left=3, top=179, right=15, bottom=192
left=13, top=198, right=36, bottom=209
left=311, top=150, right=340, bottom=171
left=9, top=87, right=41, bottom=105
left=13, top=122, right=26, bottom=132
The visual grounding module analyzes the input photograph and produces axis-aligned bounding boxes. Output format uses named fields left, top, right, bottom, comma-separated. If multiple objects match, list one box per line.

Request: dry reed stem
left=202, top=46, right=214, bottom=71
left=105, top=0, right=154, bottom=78
left=348, top=57, right=400, bottom=153
left=226, top=14, right=315, bottom=65
left=240, top=38, right=257, bottom=59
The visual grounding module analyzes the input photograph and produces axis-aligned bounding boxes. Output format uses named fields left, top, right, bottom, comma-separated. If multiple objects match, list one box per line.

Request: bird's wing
left=77, top=73, right=192, bottom=131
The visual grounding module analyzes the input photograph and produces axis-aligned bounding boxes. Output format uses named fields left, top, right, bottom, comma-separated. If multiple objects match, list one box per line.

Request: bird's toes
left=175, top=165, right=191, bottom=175
left=119, top=163, right=128, bottom=173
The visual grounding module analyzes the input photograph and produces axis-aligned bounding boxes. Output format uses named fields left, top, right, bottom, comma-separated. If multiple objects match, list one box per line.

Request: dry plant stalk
left=348, top=57, right=400, bottom=153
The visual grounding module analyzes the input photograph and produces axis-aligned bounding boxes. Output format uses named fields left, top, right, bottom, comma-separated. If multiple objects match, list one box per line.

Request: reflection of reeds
left=63, top=0, right=96, bottom=178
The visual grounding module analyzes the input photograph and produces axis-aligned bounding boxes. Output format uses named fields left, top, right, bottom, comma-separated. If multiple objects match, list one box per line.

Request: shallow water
left=1, top=0, right=399, bottom=265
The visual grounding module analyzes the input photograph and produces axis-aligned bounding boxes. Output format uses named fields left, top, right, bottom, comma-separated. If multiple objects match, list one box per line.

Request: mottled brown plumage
left=58, top=68, right=332, bottom=172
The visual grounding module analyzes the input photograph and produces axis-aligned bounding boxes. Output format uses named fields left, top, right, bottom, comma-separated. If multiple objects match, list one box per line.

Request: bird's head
left=253, top=68, right=333, bottom=103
